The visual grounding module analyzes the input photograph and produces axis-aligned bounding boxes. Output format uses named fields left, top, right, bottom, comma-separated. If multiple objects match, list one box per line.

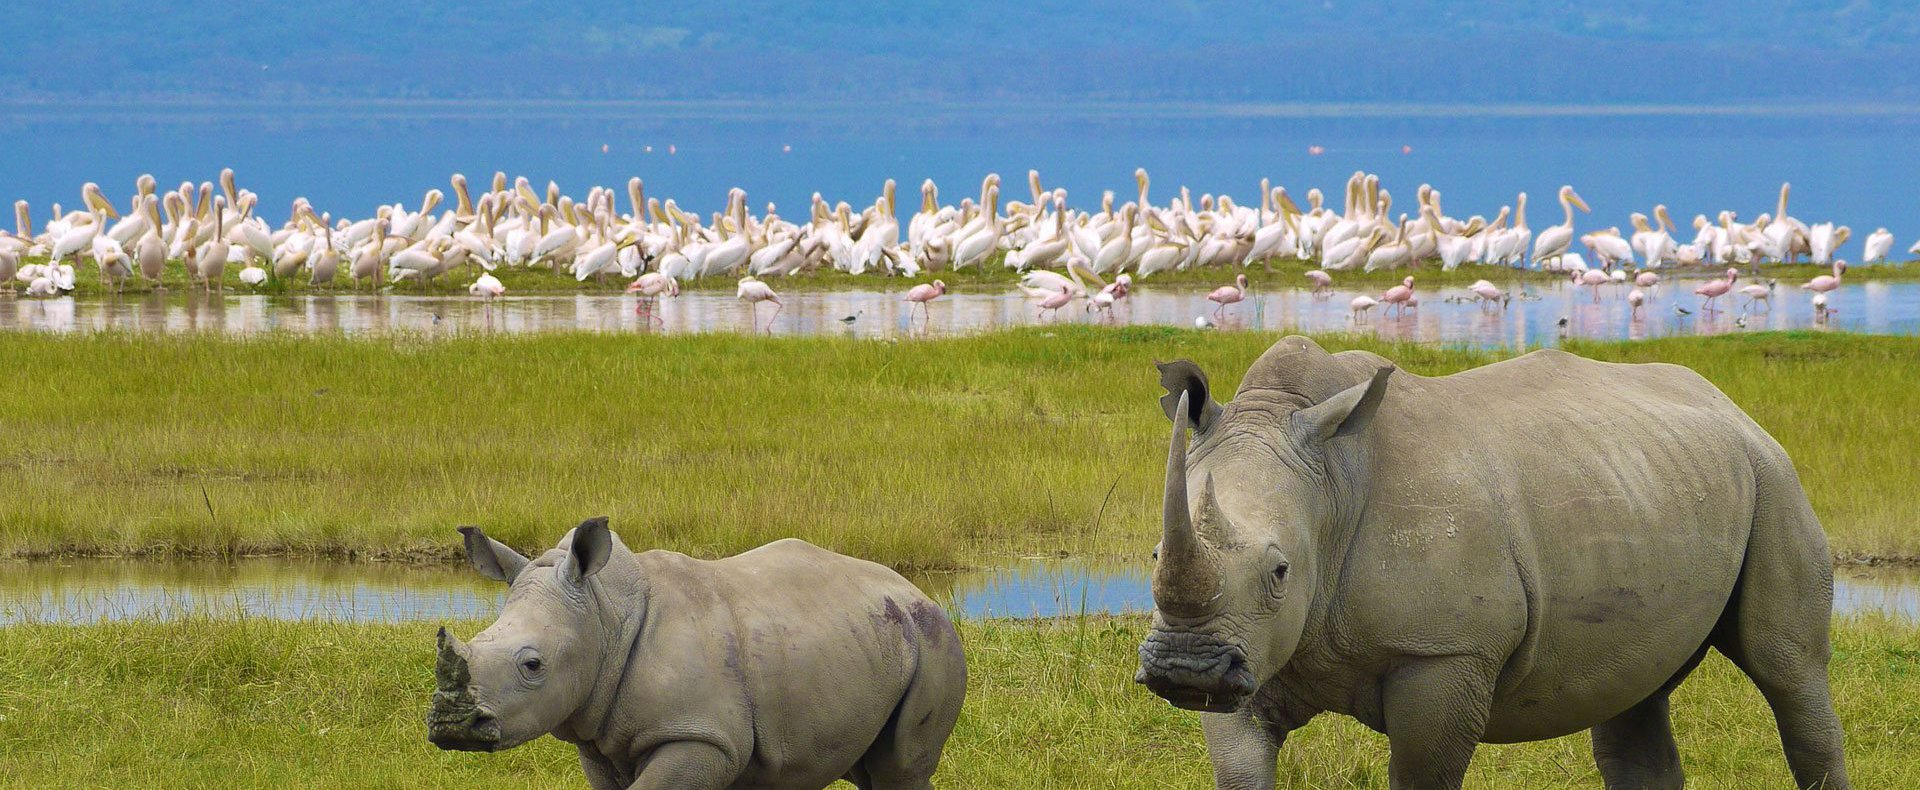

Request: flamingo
left=626, top=271, right=680, bottom=324
left=1628, top=288, right=1646, bottom=316
left=1812, top=292, right=1833, bottom=321
left=1303, top=269, right=1331, bottom=295
left=1694, top=268, right=1738, bottom=312
left=1349, top=295, right=1378, bottom=320
left=1379, top=276, right=1414, bottom=316
left=1035, top=284, right=1072, bottom=320
left=1574, top=268, right=1610, bottom=303
left=1469, top=279, right=1506, bottom=310
left=1087, top=274, right=1131, bottom=320
left=1801, top=260, right=1845, bottom=295
left=1206, top=273, right=1248, bottom=318
left=736, top=275, right=781, bottom=333
left=1634, top=270, right=1660, bottom=299
left=904, top=279, right=946, bottom=328
left=469, top=273, right=505, bottom=299
left=1739, top=282, right=1774, bottom=312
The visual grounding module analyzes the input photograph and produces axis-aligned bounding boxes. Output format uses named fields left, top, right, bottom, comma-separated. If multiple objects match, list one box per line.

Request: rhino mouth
left=1135, top=629, right=1259, bottom=713
left=427, top=704, right=502, bottom=752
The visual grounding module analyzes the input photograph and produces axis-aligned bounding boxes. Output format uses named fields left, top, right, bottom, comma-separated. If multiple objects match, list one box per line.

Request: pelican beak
left=1571, top=192, right=1590, bottom=213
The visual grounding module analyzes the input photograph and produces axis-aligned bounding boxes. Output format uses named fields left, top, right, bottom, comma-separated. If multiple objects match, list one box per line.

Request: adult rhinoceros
left=429, top=517, right=967, bottom=790
left=1135, top=336, right=1848, bottom=790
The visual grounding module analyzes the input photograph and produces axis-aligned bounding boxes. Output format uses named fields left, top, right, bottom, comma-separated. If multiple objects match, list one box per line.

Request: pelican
left=1531, top=186, right=1589, bottom=269
left=1861, top=228, right=1894, bottom=264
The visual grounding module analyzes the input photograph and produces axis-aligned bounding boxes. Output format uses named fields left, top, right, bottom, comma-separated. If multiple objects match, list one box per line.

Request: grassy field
left=16, top=252, right=1920, bottom=297
left=0, top=615, right=1913, bottom=788
left=1, top=328, right=1915, bottom=567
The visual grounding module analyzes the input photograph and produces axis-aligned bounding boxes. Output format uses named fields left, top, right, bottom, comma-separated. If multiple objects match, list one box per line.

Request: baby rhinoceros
left=428, top=517, right=967, bottom=790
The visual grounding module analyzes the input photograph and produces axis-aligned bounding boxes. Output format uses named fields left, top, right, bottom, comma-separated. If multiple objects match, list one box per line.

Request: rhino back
left=616, top=540, right=959, bottom=785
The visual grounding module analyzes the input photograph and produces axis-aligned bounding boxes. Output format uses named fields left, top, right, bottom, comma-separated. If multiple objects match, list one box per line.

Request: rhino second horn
left=1156, top=392, right=1221, bottom=616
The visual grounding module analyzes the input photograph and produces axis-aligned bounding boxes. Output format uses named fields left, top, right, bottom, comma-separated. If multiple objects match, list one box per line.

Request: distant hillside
left=11, top=1, right=1919, bottom=106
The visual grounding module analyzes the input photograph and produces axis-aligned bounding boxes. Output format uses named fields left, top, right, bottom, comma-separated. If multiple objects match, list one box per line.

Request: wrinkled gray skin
left=1137, top=336, right=1848, bottom=790
left=429, top=517, right=966, bottom=790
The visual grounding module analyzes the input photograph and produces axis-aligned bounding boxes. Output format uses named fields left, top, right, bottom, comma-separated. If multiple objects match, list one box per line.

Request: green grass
left=22, top=252, right=1920, bottom=297
left=1, top=328, right=1915, bottom=567
left=0, top=615, right=1913, bottom=788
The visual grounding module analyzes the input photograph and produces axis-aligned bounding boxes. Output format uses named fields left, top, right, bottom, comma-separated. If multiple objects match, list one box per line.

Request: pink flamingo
left=1573, top=268, right=1610, bottom=303
left=1739, top=282, right=1773, bottom=312
left=904, top=279, right=946, bottom=328
left=1628, top=288, right=1645, bottom=316
left=1468, top=279, right=1507, bottom=311
left=1303, top=269, right=1332, bottom=296
left=1087, top=277, right=1130, bottom=321
left=1035, top=284, right=1073, bottom=321
left=1207, top=273, right=1249, bottom=318
left=736, top=275, right=782, bottom=333
left=1634, top=270, right=1660, bottom=292
left=626, top=271, right=680, bottom=325
left=1801, top=260, right=1846, bottom=295
left=1380, top=276, right=1414, bottom=316
left=1693, top=267, right=1738, bottom=312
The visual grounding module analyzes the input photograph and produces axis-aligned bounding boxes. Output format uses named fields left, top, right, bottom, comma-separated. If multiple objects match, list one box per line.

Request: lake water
left=5, top=111, right=1920, bottom=256
left=3, top=279, right=1910, bottom=346
left=1, top=558, right=1913, bottom=626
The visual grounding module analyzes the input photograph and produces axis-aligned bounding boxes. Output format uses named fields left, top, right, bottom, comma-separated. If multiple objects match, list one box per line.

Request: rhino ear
left=562, top=516, right=614, bottom=587
left=458, top=526, right=529, bottom=584
left=1294, top=366, right=1393, bottom=444
left=1156, top=360, right=1222, bottom=434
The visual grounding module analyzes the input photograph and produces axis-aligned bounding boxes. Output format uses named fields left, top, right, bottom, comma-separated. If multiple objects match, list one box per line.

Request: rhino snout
left=1135, top=629, right=1258, bottom=713
left=427, top=702, right=502, bottom=752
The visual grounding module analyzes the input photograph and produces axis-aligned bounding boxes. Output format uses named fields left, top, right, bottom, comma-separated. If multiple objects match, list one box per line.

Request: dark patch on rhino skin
left=881, top=597, right=909, bottom=626
left=907, top=600, right=958, bottom=655
left=1135, top=629, right=1259, bottom=713
left=1568, top=586, right=1648, bottom=625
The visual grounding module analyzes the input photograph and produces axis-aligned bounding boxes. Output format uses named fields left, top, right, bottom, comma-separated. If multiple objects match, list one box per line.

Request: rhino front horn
left=1155, top=392, right=1222, bottom=616
left=435, top=627, right=472, bottom=689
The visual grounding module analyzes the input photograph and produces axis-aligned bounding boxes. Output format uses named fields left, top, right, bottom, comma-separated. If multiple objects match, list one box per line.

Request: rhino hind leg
left=849, top=634, right=966, bottom=789
left=1591, top=640, right=1710, bottom=790
left=1590, top=690, right=1685, bottom=790
left=1709, top=461, right=1850, bottom=790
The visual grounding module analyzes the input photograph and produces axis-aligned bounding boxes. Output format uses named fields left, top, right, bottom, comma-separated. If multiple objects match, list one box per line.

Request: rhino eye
left=521, top=658, right=544, bottom=673
left=1273, top=561, right=1290, bottom=582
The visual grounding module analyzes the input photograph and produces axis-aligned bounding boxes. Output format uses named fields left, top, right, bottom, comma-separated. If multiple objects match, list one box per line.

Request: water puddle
left=3, top=279, right=1915, bottom=348
left=0, top=559, right=1911, bottom=625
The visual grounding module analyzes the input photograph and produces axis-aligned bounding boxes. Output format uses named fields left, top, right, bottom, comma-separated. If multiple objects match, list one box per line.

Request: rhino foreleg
left=1202, top=708, right=1282, bottom=790
left=578, top=746, right=627, bottom=790
left=627, top=741, right=736, bottom=790
left=1382, top=658, right=1496, bottom=790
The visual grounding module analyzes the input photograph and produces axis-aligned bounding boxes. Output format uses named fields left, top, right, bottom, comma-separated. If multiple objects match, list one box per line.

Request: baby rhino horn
left=435, top=627, right=473, bottom=693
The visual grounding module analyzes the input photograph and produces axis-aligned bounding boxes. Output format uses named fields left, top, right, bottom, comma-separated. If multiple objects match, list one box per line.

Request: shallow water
left=1, top=558, right=1912, bottom=625
left=3, top=279, right=1911, bottom=347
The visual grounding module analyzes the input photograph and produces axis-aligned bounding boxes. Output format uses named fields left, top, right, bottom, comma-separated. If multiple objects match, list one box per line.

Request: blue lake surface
left=4, top=279, right=1909, bottom=348
left=2, top=559, right=1912, bottom=625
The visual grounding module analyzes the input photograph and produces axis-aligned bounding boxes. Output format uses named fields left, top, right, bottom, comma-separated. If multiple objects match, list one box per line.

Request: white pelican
left=1861, top=228, right=1893, bottom=264
left=1808, top=223, right=1850, bottom=266
left=1530, top=186, right=1588, bottom=269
